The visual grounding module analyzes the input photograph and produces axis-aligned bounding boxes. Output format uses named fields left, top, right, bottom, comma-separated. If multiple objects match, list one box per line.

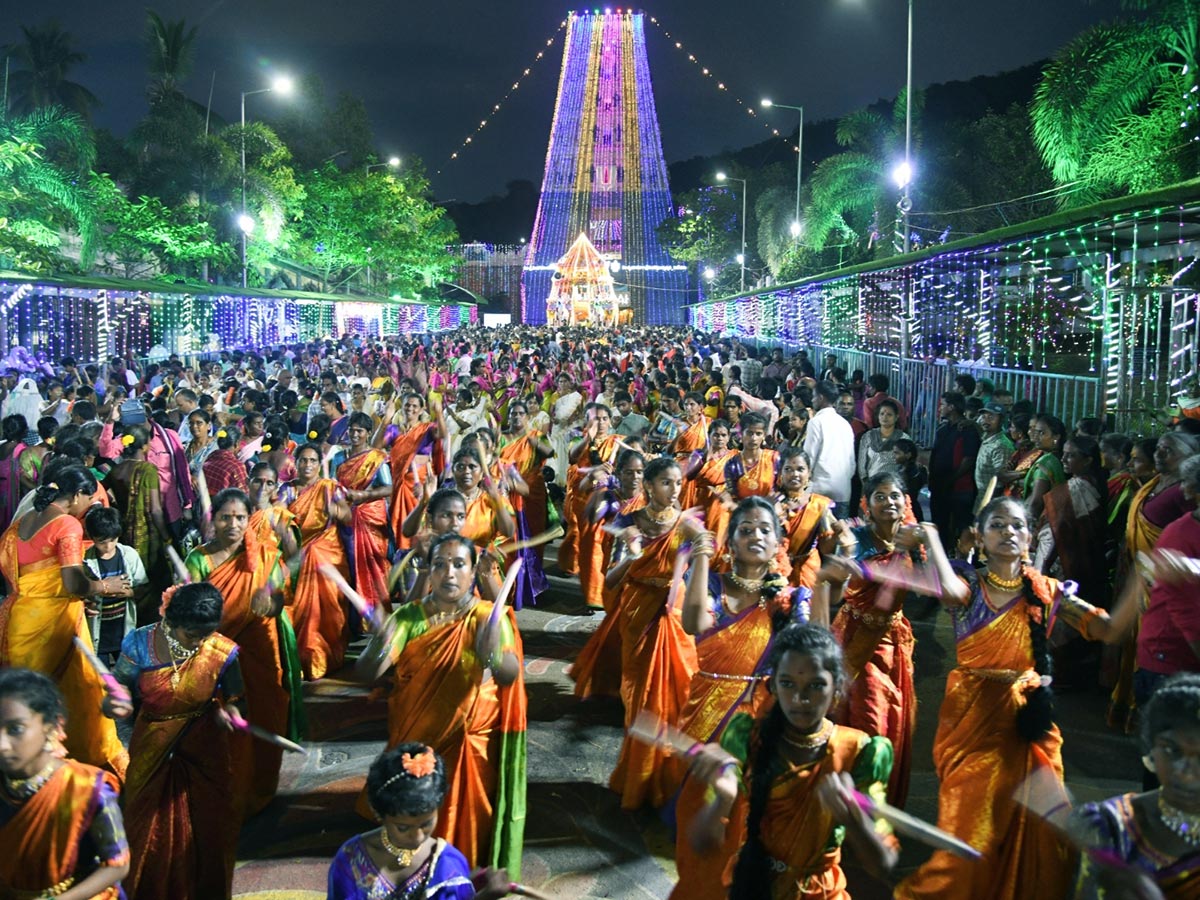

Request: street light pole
left=240, top=76, right=293, bottom=289
left=902, top=0, right=913, bottom=255
left=716, top=172, right=748, bottom=293
left=365, top=156, right=401, bottom=174
left=761, top=100, right=803, bottom=238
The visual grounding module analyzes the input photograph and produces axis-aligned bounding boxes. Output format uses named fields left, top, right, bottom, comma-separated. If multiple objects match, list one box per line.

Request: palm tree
left=145, top=10, right=198, bottom=105
left=0, top=105, right=99, bottom=266
left=3, top=21, right=100, bottom=119
left=1032, top=0, right=1199, bottom=206
left=805, top=91, right=921, bottom=259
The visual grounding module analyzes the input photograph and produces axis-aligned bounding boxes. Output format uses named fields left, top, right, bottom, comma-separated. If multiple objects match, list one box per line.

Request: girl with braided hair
left=892, top=497, right=1138, bottom=900
left=682, top=622, right=898, bottom=900
left=669, top=497, right=819, bottom=900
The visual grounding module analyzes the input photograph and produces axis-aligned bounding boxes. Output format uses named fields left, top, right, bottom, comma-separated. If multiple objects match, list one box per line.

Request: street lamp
left=715, top=171, right=747, bottom=293
left=365, top=156, right=401, bottom=174
left=241, top=74, right=294, bottom=288
left=761, top=99, right=804, bottom=239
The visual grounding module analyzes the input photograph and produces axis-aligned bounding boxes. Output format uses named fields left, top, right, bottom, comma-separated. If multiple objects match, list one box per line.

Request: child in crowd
left=892, top=437, right=928, bottom=521
left=83, top=505, right=147, bottom=665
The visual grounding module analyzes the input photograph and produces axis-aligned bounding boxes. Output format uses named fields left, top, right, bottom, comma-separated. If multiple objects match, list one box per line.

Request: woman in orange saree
left=0, top=668, right=129, bottom=900
left=570, top=449, right=646, bottom=700
left=362, top=533, right=527, bottom=875
left=892, top=497, right=1135, bottom=900
left=108, top=583, right=244, bottom=900
left=671, top=393, right=710, bottom=511
left=497, top=402, right=554, bottom=608
left=185, top=487, right=296, bottom=818
left=280, top=443, right=353, bottom=679
left=379, top=393, right=443, bottom=551
left=446, top=447, right=515, bottom=552
left=822, top=471, right=942, bottom=807
left=691, top=420, right=736, bottom=548
left=682, top=624, right=897, bottom=900
left=570, top=407, right=622, bottom=609
left=670, top=498, right=817, bottom=900
left=606, top=457, right=699, bottom=810
left=338, top=412, right=395, bottom=612
left=776, top=447, right=833, bottom=589
left=0, top=467, right=128, bottom=778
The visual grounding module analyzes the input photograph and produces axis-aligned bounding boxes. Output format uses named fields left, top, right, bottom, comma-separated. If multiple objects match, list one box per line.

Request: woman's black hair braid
left=1015, top=573, right=1055, bottom=742
left=728, top=701, right=787, bottom=900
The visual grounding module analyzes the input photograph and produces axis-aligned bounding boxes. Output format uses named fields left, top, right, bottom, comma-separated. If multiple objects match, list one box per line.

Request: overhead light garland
left=437, top=20, right=568, bottom=174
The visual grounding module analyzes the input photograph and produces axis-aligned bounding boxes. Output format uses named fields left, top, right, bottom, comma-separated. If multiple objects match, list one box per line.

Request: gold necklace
left=162, top=624, right=200, bottom=688
left=379, top=826, right=416, bottom=868
left=869, top=526, right=896, bottom=553
left=644, top=504, right=677, bottom=524
left=985, top=569, right=1024, bottom=591
left=1158, top=793, right=1200, bottom=847
left=726, top=569, right=767, bottom=593
left=782, top=718, right=834, bottom=749
left=3, top=758, right=58, bottom=800
left=425, top=595, right=475, bottom=629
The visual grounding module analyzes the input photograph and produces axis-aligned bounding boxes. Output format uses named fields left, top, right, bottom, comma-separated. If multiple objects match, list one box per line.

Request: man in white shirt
left=803, top=380, right=856, bottom=512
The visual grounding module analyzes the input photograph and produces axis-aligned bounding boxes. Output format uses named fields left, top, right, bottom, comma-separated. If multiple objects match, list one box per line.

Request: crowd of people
left=1, top=325, right=1199, bottom=900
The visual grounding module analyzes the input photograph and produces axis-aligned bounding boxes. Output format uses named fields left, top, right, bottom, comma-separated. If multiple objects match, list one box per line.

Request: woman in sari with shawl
left=892, top=497, right=1137, bottom=900
left=606, top=457, right=699, bottom=810
left=0, top=467, right=128, bottom=778
left=568, top=405, right=622, bottom=606
left=337, top=412, right=394, bottom=612
left=280, top=443, right=353, bottom=679
left=378, top=394, right=444, bottom=552
left=104, top=424, right=172, bottom=622
left=0, top=414, right=28, bottom=533
left=1038, top=437, right=1109, bottom=607
left=547, top=373, right=584, bottom=488
left=682, top=624, right=898, bottom=900
left=498, top=403, right=554, bottom=609
left=1110, top=431, right=1200, bottom=730
left=184, top=487, right=298, bottom=817
left=1070, top=673, right=1200, bottom=899
left=106, top=583, right=243, bottom=900
left=776, top=447, right=834, bottom=589
left=0, top=668, right=128, bottom=900
left=819, top=471, right=945, bottom=807
left=672, top=392, right=710, bottom=510
left=443, top=447, right=515, bottom=552
left=362, top=533, right=527, bottom=875
left=999, top=413, right=1038, bottom=499
left=690, top=420, right=737, bottom=549
left=670, top=498, right=816, bottom=900
left=721, top=413, right=778, bottom=506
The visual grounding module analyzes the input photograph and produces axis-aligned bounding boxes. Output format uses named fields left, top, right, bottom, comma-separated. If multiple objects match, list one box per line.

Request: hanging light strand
left=645, top=15, right=798, bottom=153
left=437, top=20, right=568, bottom=173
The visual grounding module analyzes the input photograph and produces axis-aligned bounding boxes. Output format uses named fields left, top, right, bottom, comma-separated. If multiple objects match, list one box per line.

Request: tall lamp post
left=760, top=99, right=803, bottom=239
left=893, top=0, right=915, bottom=256
left=715, top=172, right=747, bottom=293
left=240, top=75, right=293, bottom=288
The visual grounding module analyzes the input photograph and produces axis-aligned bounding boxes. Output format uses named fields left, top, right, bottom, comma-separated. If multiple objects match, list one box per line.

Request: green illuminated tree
left=3, top=21, right=100, bottom=120
left=1032, top=0, right=1199, bottom=205
left=0, top=105, right=98, bottom=270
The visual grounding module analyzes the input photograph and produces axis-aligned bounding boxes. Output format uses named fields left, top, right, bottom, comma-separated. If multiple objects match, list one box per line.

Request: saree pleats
left=286, top=480, right=349, bottom=679
left=338, top=449, right=392, bottom=610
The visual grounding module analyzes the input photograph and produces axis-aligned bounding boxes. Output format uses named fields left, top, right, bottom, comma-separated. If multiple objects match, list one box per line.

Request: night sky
left=7, top=1, right=1126, bottom=205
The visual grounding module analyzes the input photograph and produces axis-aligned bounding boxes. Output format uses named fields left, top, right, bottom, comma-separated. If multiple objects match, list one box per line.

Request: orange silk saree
left=895, top=578, right=1076, bottom=900
left=782, top=493, right=832, bottom=589
left=387, top=422, right=440, bottom=549
left=674, top=417, right=709, bottom=510
left=0, top=517, right=127, bottom=779
left=609, top=519, right=699, bottom=810
left=123, top=631, right=240, bottom=900
left=0, top=760, right=125, bottom=900
left=287, top=479, right=349, bottom=679
left=338, top=448, right=392, bottom=609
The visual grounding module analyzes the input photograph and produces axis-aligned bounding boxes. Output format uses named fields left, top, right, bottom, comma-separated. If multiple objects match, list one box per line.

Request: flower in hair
left=261, top=444, right=272, bottom=453
left=121, top=434, right=136, bottom=446
left=216, top=429, right=227, bottom=438
left=308, top=430, right=318, bottom=439
left=46, top=481, right=59, bottom=490
left=400, top=748, right=436, bottom=778
left=158, top=583, right=184, bottom=618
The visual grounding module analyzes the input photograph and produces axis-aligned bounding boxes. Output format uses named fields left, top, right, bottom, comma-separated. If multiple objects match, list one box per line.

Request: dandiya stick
left=486, top=557, right=524, bottom=629
left=976, top=475, right=998, bottom=513
left=628, top=709, right=702, bottom=758
left=387, top=548, right=421, bottom=593
left=319, top=563, right=382, bottom=629
left=496, top=524, right=565, bottom=556
left=165, top=545, right=192, bottom=584
left=850, top=789, right=982, bottom=861
left=1012, top=768, right=1130, bottom=871
left=73, top=637, right=131, bottom=704
left=195, top=468, right=213, bottom=535
left=321, top=444, right=340, bottom=481
left=227, top=708, right=308, bottom=755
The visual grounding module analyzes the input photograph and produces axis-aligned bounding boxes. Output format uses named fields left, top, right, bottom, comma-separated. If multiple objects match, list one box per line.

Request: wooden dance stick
left=975, top=475, right=998, bottom=515
left=861, top=555, right=943, bottom=598
left=195, top=468, right=213, bottom=537
left=1011, top=769, right=1130, bottom=871
left=165, top=546, right=192, bottom=584
left=226, top=708, right=308, bottom=755
left=628, top=709, right=703, bottom=759
left=507, top=883, right=552, bottom=900
left=73, top=637, right=131, bottom=704
left=849, top=789, right=982, bottom=861
left=387, top=548, right=421, bottom=593
left=321, top=444, right=340, bottom=481
left=496, top=524, right=565, bottom=556
left=318, top=563, right=383, bottom=629
left=486, top=558, right=524, bottom=629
